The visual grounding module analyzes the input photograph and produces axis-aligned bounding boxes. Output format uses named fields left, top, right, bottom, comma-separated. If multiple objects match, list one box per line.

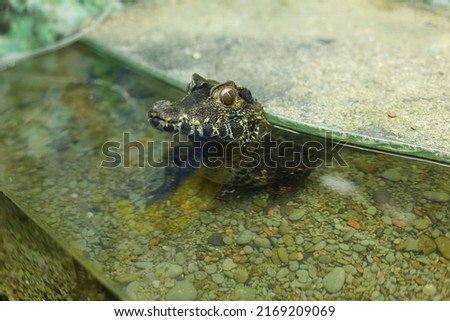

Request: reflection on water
left=0, top=45, right=449, bottom=300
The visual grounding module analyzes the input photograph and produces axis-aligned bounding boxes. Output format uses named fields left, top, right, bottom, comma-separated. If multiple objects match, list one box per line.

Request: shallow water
left=0, top=45, right=449, bottom=300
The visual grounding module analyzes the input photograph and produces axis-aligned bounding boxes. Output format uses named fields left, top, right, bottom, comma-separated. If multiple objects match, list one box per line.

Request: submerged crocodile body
left=148, top=74, right=320, bottom=194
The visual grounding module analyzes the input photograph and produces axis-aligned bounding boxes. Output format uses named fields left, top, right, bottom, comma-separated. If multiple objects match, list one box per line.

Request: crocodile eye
left=220, top=87, right=236, bottom=106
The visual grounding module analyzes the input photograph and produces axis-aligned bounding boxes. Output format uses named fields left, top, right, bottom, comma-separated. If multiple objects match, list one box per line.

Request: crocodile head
left=148, top=74, right=269, bottom=144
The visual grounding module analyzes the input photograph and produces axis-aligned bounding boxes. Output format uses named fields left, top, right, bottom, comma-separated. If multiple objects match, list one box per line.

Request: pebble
left=212, top=273, right=224, bottom=284
left=435, top=236, right=450, bottom=259
left=422, top=284, right=437, bottom=296
left=381, top=215, right=392, bottom=225
left=322, top=267, right=346, bottom=293
left=352, top=244, right=366, bottom=253
left=318, top=255, right=332, bottom=264
left=207, top=233, right=225, bottom=246
left=288, top=260, right=299, bottom=272
left=222, top=235, right=233, bottom=245
left=199, top=213, right=214, bottom=224
left=175, top=253, right=186, bottom=265
left=204, top=264, right=217, bottom=274
left=277, top=248, right=289, bottom=264
left=308, top=265, right=317, bottom=278
left=373, top=189, right=391, bottom=204
left=423, top=191, right=449, bottom=203
left=155, top=263, right=183, bottom=278
left=135, top=261, right=153, bottom=269
left=417, top=235, right=436, bottom=255
left=223, top=258, right=237, bottom=271
left=236, top=230, right=253, bottom=245
left=234, top=267, right=249, bottom=283
left=314, top=241, right=327, bottom=251
left=234, top=285, right=256, bottom=300
left=385, top=253, right=396, bottom=263
left=278, top=225, right=290, bottom=235
left=194, top=271, right=207, bottom=280
left=254, top=237, right=271, bottom=249
left=296, top=270, right=310, bottom=283
left=381, top=168, right=402, bottom=182
left=243, top=245, right=253, bottom=254
left=276, top=267, right=290, bottom=280
left=283, top=234, right=295, bottom=246
left=413, top=218, right=430, bottom=230
left=404, top=236, right=418, bottom=252
left=366, top=206, right=377, bottom=215
left=165, top=280, right=197, bottom=300
left=288, top=209, right=305, bottom=221
left=295, top=235, right=304, bottom=245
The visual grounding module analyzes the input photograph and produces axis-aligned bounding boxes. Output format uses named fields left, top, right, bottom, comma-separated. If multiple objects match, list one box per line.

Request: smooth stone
left=283, top=234, right=295, bottom=246
left=276, top=267, right=290, bottom=280
left=296, top=270, right=310, bottom=283
left=385, top=253, right=396, bottom=263
left=222, top=258, right=237, bottom=271
left=381, top=215, right=392, bottom=225
left=314, top=240, right=327, bottom=251
left=204, top=264, right=217, bottom=274
left=234, top=267, right=249, bottom=283
left=352, top=244, right=366, bottom=253
left=236, top=230, right=253, bottom=245
left=322, top=267, right=346, bottom=293
left=404, top=236, right=418, bottom=252
left=234, top=284, right=256, bottom=300
left=417, top=235, right=436, bottom=255
left=366, top=206, right=377, bottom=215
left=165, top=280, right=197, bottom=300
left=199, top=213, right=214, bottom=224
left=295, top=235, right=304, bottom=244
left=278, top=225, right=290, bottom=235
left=422, top=284, right=437, bottom=296
left=308, top=264, right=317, bottom=278
left=194, top=271, right=207, bottom=280
left=277, top=247, right=289, bottom=264
left=288, top=209, right=305, bottom=221
left=207, top=233, right=225, bottom=246
left=288, top=260, right=299, bottom=272
left=174, top=252, right=186, bottom=265
left=413, top=218, right=430, bottom=230
left=423, top=191, right=449, bottom=203
left=318, top=255, right=332, bottom=264
left=222, top=236, right=234, bottom=245
left=212, top=273, right=224, bottom=284
left=373, top=189, right=391, bottom=204
left=254, top=237, right=271, bottom=248
left=135, top=261, right=153, bottom=269
left=435, top=236, right=450, bottom=260
left=155, top=263, right=183, bottom=278
left=381, top=168, right=402, bottom=182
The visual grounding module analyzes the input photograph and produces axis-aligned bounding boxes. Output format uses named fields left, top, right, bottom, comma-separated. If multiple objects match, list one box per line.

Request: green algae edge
left=80, top=38, right=450, bottom=167
left=268, top=113, right=450, bottom=167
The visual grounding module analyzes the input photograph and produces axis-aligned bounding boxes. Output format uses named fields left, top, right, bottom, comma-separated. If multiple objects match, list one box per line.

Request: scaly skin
left=148, top=73, right=315, bottom=188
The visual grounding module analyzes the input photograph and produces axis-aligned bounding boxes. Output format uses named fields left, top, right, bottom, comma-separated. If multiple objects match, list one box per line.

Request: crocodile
left=147, top=73, right=322, bottom=198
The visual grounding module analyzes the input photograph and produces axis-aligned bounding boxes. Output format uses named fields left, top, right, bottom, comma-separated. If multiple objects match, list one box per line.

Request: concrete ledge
left=86, top=0, right=450, bottom=164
